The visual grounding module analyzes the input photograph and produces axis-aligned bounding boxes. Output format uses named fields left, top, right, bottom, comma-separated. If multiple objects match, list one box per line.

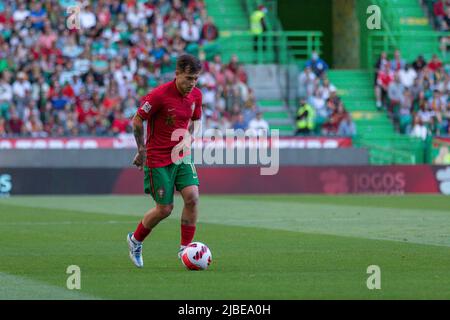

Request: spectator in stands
left=12, top=72, right=31, bottom=118
left=80, top=3, right=97, bottom=30
left=305, top=51, right=329, bottom=78
left=421, top=68, right=436, bottom=97
left=437, top=71, right=450, bottom=94
left=412, top=55, right=427, bottom=73
left=429, top=89, right=448, bottom=135
left=232, top=113, right=247, bottom=130
left=319, top=78, right=336, bottom=100
left=0, top=72, right=13, bottom=119
left=201, top=17, right=219, bottom=43
left=248, top=111, right=269, bottom=136
left=374, top=51, right=388, bottom=86
left=439, top=17, right=449, bottom=32
left=219, top=113, right=232, bottom=132
left=445, top=5, right=450, bottom=28
left=398, top=64, right=417, bottom=89
left=397, top=88, right=414, bottom=133
left=440, top=34, right=450, bottom=56
left=0, top=117, right=6, bottom=137
left=250, top=5, right=267, bottom=60
left=433, top=0, right=446, bottom=29
left=126, top=4, right=146, bottom=29
left=7, top=109, right=24, bottom=135
left=24, top=114, right=46, bottom=137
left=298, top=66, right=317, bottom=98
left=241, top=101, right=256, bottom=125
left=181, top=15, right=200, bottom=44
left=390, top=50, right=406, bottom=72
left=428, top=89, right=447, bottom=113
left=322, top=101, right=347, bottom=135
left=388, top=74, right=404, bottom=115
left=337, top=113, right=356, bottom=137
left=29, top=2, right=46, bottom=31
left=12, top=3, right=30, bottom=24
left=309, top=87, right=327, bottom=123
left=443, top=100, right=450, bottom=135
left=410, top=115, right=429, bottom=140
left=375, top=51, right=389, bottom=72
left=295, top=98, right=315, bottom=135
left=375, top=62, right=394, bottom=109
left=416, top=99, right=435, bottom=130
left=427, top=54, right=443, bottom=72
left=227, top=54, right=240, bottom=75
left=111, top=110, right=131, bottom=134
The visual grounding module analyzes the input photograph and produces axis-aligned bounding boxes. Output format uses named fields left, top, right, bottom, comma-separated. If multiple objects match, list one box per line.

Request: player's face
left=176, top=69, right=200, bottom=95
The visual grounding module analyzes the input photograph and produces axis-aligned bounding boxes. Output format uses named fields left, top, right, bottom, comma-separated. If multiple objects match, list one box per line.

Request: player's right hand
left=133, top=150, right=146, bottom=171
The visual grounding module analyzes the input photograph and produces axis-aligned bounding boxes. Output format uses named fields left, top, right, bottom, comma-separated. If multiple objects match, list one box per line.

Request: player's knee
left=184, top=194, right=199, bottom=209
left=158, top=204, right=174, bottom=219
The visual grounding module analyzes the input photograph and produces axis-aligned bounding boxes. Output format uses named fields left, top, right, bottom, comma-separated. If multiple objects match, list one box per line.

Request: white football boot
left=127, top=233, right=144, bottom=268
left=178, top=245, right=187, bottom=259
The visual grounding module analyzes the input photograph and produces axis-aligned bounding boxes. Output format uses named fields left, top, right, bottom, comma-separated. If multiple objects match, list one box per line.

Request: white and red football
left=181, top=242, right=212, bottom=270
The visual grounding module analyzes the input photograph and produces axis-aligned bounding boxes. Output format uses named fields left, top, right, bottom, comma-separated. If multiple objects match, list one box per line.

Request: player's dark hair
left=176, top=54, right=202, bottom=74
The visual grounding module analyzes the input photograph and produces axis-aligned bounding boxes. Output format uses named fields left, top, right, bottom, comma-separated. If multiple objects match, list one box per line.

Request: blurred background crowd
left=0, top=0, right=263, bottom=137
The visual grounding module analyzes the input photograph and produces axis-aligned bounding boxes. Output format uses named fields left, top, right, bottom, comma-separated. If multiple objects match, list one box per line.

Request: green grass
left=1, top=195, right=450, bottom=299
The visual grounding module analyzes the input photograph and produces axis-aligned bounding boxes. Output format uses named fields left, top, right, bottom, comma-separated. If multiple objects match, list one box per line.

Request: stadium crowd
left=424, top=0, right=450, bottom=57
left=0, top=0, right=262, bottom=138
left=296, top=51, right=356, bottom=137
left=374, top=50, right=450, bottom=140
left=426, top=0, right=450, bottom=31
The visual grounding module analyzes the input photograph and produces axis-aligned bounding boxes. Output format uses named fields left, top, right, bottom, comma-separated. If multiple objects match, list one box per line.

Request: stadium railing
left=367, top=0, right=449, bottom=67
left=356, top=142, right=418, bottom=164
left=353, top=135, right=431, bottom=164
left=216, top=30, right=323, bottom=65
left=367, top=30, right=449, bottom=69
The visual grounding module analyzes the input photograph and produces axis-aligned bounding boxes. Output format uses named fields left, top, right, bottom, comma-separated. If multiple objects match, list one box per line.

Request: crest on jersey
left=191, top=102, right=195, bottom=113
left=157, top=187, right=165, bottom=199
left=166, top=113, right=176, bottom=126
left=142, top=102, right=152, bottom=113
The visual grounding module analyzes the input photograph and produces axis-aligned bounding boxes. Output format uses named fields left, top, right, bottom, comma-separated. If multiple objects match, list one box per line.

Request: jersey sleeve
left=137, top=91, right=162, bottom=121
left=191, top=92, right=202, bottom=121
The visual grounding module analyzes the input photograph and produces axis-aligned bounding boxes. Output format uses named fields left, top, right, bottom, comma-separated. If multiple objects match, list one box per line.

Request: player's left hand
left=133, top=150, right=146, bottom=171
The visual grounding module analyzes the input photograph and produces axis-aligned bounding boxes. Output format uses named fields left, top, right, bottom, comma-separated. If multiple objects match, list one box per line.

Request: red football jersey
left=137, top=79, right=202, bottom=168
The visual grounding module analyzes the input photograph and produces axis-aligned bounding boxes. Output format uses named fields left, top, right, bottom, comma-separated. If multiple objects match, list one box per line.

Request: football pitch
left=0, top=194, right=449, bottom=300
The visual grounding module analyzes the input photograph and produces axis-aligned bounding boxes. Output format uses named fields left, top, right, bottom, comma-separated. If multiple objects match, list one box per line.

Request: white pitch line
left=0, top=220, right=138, bottom=226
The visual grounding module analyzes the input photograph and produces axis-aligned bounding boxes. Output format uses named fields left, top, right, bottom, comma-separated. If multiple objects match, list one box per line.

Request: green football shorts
left=143, top=162, right=199, bottom=205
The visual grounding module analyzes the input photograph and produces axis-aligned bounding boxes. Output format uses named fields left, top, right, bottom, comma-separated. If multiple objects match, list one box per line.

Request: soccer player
left=127, top=54, right=203, bottom=268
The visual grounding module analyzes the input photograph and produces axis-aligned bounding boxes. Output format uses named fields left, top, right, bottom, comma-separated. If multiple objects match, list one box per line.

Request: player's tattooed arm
left=133, top=114, right=145, bottom=150
left=189, top=120, right=201, bottom=137
left=188, top=120, right=194, bottom=135
left=132, top=114, right=146, bottom=170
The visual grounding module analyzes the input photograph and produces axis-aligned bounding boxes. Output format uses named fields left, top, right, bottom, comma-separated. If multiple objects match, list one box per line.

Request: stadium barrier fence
left=1, top=165, right=449, bottom=196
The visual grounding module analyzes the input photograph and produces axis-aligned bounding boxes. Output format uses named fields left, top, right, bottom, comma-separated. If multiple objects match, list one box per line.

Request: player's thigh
left=175, top=162, right=199, bottom=193
left=144, top=165, right=175, bottom=205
